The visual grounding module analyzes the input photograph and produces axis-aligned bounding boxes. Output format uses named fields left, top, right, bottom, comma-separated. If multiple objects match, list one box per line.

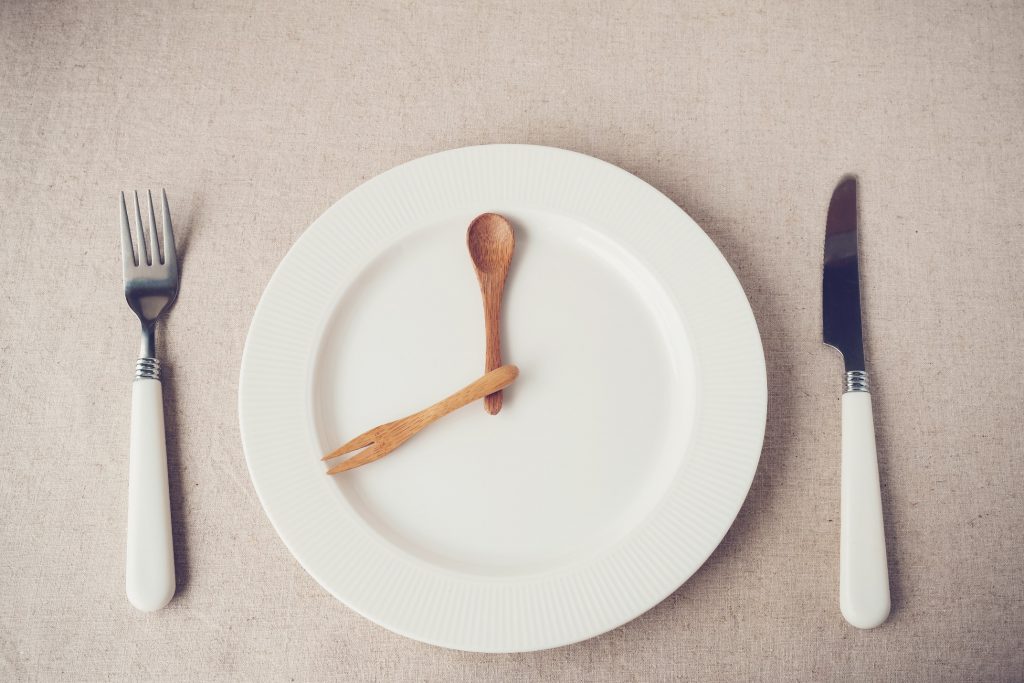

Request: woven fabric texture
left=1, top=1, right=1022, bottom=680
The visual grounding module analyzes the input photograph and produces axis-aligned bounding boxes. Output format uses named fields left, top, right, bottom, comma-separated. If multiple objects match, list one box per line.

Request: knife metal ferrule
left=135, top=357, right=161, bottom=381
left=845, top=370, right=869, bottom=393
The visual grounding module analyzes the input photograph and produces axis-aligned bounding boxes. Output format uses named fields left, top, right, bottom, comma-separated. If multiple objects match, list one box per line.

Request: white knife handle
left=839, top=390, right=890, bottom=628
left=126, top=377, right=175, bottom=611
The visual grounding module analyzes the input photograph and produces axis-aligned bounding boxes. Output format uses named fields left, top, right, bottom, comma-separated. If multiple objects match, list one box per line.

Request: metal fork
left=119, top=189, right=178, bottom=612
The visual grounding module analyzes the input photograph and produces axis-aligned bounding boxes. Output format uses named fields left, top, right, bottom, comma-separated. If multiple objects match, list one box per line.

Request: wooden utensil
left=467, top=213, right=515, bottom=415
left=322, top=365, right=519, bottom=474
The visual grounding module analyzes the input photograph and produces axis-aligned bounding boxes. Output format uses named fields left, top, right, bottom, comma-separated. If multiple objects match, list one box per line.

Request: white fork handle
left=839, top=391, right=890, bottom=628
left=126, top=378, right=175, bottom=611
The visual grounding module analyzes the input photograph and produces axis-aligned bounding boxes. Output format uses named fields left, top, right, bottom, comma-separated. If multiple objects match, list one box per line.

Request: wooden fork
left=322, top=365, right=519, bottom=474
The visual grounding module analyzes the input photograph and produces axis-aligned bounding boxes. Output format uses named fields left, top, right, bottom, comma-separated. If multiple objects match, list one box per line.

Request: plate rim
left=239, top=144, right=767, bottom=652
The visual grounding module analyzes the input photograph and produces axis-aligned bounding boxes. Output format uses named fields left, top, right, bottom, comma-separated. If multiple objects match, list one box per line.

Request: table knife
left=823, top=175, right=890, bottom=629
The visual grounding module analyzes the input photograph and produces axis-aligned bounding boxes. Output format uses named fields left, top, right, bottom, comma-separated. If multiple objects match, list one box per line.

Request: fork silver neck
left=135, top=323, right=161, bottom=381
left=139, top=322, right=156, bottom=359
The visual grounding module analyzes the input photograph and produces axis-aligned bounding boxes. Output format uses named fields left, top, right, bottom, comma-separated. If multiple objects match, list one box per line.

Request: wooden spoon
left=467, top=213, right=515, bottom=415
left=322, top=365, right=519, bottom=474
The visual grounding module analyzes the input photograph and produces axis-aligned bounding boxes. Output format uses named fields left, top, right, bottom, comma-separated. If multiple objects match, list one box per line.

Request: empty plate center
left=312, top=209, right=696, bottom=577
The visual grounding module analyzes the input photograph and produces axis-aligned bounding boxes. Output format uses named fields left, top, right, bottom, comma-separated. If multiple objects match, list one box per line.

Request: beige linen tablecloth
left=2, top=1, right=1022, bottom=680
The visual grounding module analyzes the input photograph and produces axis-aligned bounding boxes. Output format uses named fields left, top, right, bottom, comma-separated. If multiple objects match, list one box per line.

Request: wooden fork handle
left=427, top=364, right=518, bottom=421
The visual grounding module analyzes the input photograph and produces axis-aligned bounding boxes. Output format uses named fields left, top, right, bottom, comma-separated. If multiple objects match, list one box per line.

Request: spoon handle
left=482, top=284, right=504, bottom=414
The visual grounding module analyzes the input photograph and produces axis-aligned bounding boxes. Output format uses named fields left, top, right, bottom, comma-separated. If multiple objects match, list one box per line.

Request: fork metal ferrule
left=845, top=370, right=869, bottom=393
left=135, top=357, right=161, bottom=381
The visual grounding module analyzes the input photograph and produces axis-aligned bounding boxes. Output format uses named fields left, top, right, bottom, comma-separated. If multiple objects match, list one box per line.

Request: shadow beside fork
left=160, top=368, right=190, bottom=598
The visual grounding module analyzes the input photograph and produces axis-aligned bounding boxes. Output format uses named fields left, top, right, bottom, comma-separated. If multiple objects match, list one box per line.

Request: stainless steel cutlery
left=119, top=190, right=178, bottom=612
left=822, top=176, right=890, bottom=629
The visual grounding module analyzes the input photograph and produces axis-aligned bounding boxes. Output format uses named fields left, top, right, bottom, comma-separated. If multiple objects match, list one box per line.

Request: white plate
left=239, top=145, right=766, bottom=652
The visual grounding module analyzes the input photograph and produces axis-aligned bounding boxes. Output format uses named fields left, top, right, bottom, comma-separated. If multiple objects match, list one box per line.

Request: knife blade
left=823, top=176, right=865, bottom=373
left=823, top=175, right=890, bottom=629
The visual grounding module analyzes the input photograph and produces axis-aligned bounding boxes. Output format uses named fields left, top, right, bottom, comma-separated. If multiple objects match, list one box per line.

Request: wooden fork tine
left=321, top=431, right=376, bottom=461
left=326, top=444, right=393, bottom=475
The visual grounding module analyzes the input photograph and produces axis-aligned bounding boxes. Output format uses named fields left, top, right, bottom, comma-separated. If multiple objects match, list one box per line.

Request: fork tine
left=161, top=189, right=177, bottom=269
left=119, top=192, right=136, bottom=268
left=133, top=191, right=149, bottom=266
left=321, top=431, right=376, bottom=461
left=326, top=445, right=390, bottom=475
left=146, top=190, right=162, bottom=264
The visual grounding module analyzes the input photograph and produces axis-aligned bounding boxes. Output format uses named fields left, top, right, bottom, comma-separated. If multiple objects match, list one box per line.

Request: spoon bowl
left=467, top=213, right=515, bottom=275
